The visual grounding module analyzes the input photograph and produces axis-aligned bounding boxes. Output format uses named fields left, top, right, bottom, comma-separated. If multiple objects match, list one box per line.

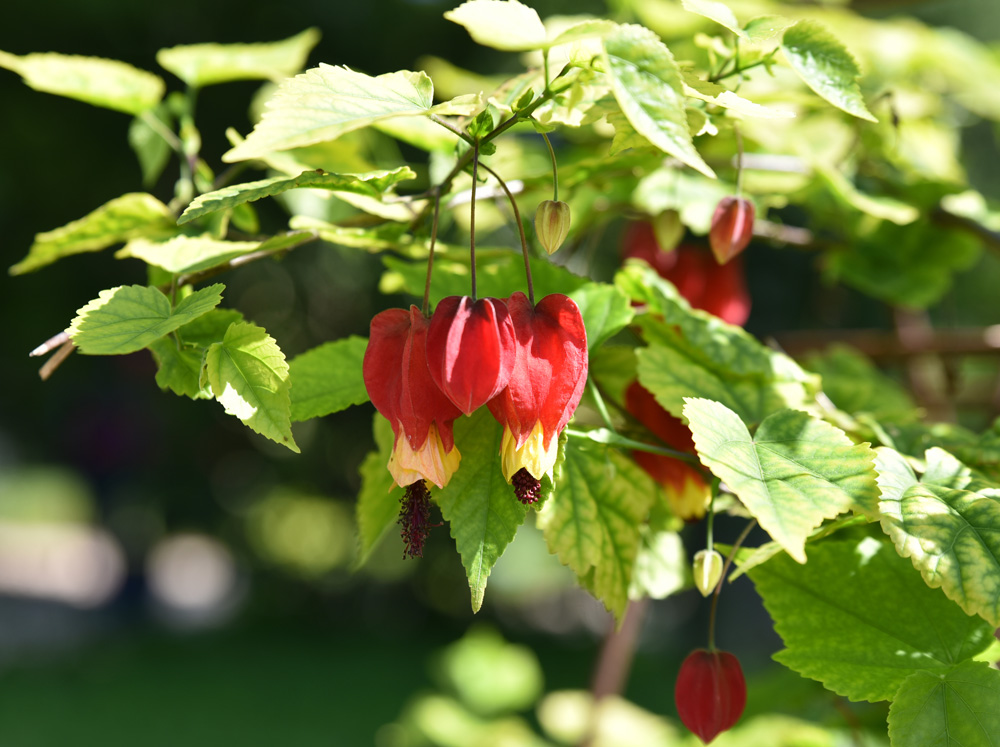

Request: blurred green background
left=0, top=1, right=998, bottom=745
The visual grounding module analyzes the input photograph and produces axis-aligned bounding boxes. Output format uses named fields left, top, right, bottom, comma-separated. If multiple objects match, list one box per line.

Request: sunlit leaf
left=68, top=283, right=224, bottom=356
left=156, top=28, right=320, bottom=87
left=750, top=537, right=995, bottom=702
left=444, top=0, right=547, bottom=51
left=119, top=235, right=260, bottom=275
left=685, top=399, right=878, bottom=562
left=288, top=336, right=369, bottom=422
left=681, top=0, right=747, bottom=39
left=568, top=282, right=634, bottom=350
left=0, top=49, right=164, bottom=114
left=10, top=193, right=175, bottom=275
left=204, top=321, right=299, bottom=452
left=148, top=308, right=243, bottom=399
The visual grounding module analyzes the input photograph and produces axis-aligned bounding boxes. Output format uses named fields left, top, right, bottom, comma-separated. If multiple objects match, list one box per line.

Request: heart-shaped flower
left=675, top=649, right=747, bottom=744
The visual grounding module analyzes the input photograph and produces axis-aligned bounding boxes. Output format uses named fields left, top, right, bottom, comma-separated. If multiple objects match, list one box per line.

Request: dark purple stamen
left=399, top=480, right=434, bottom=559
left=512, top=468, right=542, bottom=505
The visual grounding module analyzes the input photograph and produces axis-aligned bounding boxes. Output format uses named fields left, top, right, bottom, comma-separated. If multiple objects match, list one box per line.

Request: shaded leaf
left=148, top=308, right=244, bottom=399
left=204, top=321, right=299, bottom=452
left=568, top=282, right=634, bottom=350
left=749, top=537, right=995, bottom=702
left=68, top=284, right=224, bottom=356
left=355, top=414, right=400, bottom=567
left=288, top=336, right=369, bottom=422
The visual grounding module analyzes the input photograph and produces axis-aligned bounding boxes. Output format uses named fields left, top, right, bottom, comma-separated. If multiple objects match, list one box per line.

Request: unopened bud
left=535, top=200, right=571, bottom=255
left=708, top=196, right=754, bottom=265
left=693, top=549, right=723, bottom=596
left=652, top=209, right=684, bottom=252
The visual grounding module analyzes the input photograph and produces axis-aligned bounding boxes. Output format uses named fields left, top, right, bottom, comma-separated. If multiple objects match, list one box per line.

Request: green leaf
left=749, top=536, right=995, bottom=703
left=119, top=235, right=261, bottom=275
left=685, top=399, right=878, bottom=563
left=681, top=0, right=748, bottom=39
left=156, top=28, right=320, bottom=87
left=629, top=527, right=689, bottom=600
left=743, top=15, right=793, bottom=43
left=129, top=106, right=174, bottom=187
left=602, top=25, right=714, bottom=178
left=444, top=0, right=547, bottom=51
left=204, top=321, right=299, bottom=452
left=817, top=163, right=918, bottom=225
left=879, top=478, right=1000, bottom=627
left=355, top=414, right=400, bottom=567
left=0, top=50, right=164, bottom=114
left=780, top=21, right=877, bottom=122
left=437, top=409, right=529, bottom=612
left=568, top=282, right=634, bottom=350
left=223, top=66, right=479, bottom=162
left=178, top=167, right=416, bottom=224
left=888, top=661, right=1000, bottom=746
left=68, top=284, right=224, bottom=355
left=288, top=336, right=369, bottom=422
left=10, top=193, right=175, bottom=275
left=804, top=344, right=917, bottom=424
left=539, top=440, right=655, bottom=621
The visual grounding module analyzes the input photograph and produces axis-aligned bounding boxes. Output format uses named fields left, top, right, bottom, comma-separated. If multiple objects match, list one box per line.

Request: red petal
left=426, top=296, right=515, bottom=415
left=488, top=292, right=588, bottom=449
left=708, top=197, right=755, bottom=265
left=675, top=649, right=747, bottom=744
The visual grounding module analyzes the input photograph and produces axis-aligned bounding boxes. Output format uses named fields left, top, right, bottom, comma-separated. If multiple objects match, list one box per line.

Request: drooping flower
left=487, top=292, right=588, bottom=503
left=622, top=222, right=751, bottom=326
left=363, top=305, right=462, bottom=490
left=625, top=381, right=711, bottom=521
left=708, top=196, right=755, bottom=265
left=534, top=200, right=571, bottom=255
left=426, top=296, right=515, bottom=415
left=675, top=649, right=747, bottom=744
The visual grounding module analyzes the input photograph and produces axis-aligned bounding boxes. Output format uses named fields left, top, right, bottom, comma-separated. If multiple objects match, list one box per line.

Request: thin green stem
left=588, top=378, right=615, bottom=431
left=430, top=113, right=475, bottom=145
left=422, top=188, right=443, bottom=316
left=705, top=477, right=721, bottom=551
left=565, top=428, right=701, bottom=463
left=707, top=518, right=757, bottom=651
left=139, top=110, right=182, bottom=152
left=708, top=52, right=774, bottom=84
left=735, top=122, right=745, bottom=197
left=477, top=161, right=534, bottom=304
left=542, top=131, right=559, bottom=202
left=469, top=143, right=480, bottom=301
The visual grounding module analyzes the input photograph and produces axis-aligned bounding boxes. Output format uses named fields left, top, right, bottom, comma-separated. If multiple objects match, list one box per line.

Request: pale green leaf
left=129, top=105, right=174, bottom=186
left=629, top=527, right=689, bottom=599
left=602, top=25, right=715, bottom=178
left=119, top=235, right=260, bottom=275
left=355, top=414, right=400, bottom=567
left=288, top=336, right=369, bottom=422
left=780, top=21, right=877, bottom=122
left=817, top=163, right=918, bottom=225
left=437, top=409, right=529, bottom=612
left=147, top=308, right=244, bottom=399
left=750, top=537, right=995, bottom=702
left=444, top=0, right=547, bottom=51
left=10, top=193, right=175, bottom=275
left=223, top=66, right=479, bottom=162
left=685, top=399, right=878, bottom=562
left=568, top=282, right=634, bottom=350
left=204, top=321, right=299, bottom=452
left=708, top=90, right=795, bottom=119
left=68, top=284, right=224, bottom=356
left=545, top=19, right=619, bottom=49
left=681, top=0, right=747, bottom=40
left=291, top=218, right=411, bottom=253
left=156, top=28, right=320, bottom=87
left=0, top=50, right=163, bottom=114
left=879, top=480, right=1000, bottom=627
left=805, top=344, right=917, bottom=424
left=744, top=15, right=793, bottom=43
left=888, top=661, right=1000, bottom=747
left=178, top=167, right=416, bottom=224
left=539, top=440, right=655, bottom=621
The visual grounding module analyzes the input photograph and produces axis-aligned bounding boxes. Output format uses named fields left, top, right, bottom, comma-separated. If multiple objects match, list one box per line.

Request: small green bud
left=652, top=209, right=684, bottom=252
left=693, top=549, right=724, bottom=597
left=534, top=200, right=571, bottom=255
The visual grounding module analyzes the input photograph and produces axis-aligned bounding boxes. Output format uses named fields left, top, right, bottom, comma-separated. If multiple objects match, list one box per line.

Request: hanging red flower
left=487, top=292, right=588, bottom=504
left=675, top=649, right=747, bottom=744
left=426, top=296, right=516, bottom=415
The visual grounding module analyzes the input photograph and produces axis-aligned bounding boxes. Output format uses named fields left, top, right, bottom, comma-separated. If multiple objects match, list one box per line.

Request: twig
left=38, top=340, right=76, bottom=381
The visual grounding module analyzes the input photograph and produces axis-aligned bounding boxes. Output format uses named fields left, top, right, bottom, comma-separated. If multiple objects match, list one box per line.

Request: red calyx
left=675, top=649, right=747, bottom=744
left=708, top=196, right=755, bottom=265
left=426, top=296, right=515, bottom=416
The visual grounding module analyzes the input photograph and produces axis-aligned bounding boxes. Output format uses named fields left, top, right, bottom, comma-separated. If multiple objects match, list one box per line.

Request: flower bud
left=675, top=649, right=746, bottom=744
left=693, top=549, right=723, bottom=597
left=652, top=209, right=684, bottom=252
left=534, top=200, right=571, bottom=255
left=708, top=196, right=754, bottom=265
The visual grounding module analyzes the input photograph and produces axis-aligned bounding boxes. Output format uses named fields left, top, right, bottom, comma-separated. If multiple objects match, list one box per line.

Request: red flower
left=363, top=305, right=462, bottom=489
left=675, top=649, right=747, bottom=744
left=708, top=196, right=755, bottom=265
left=622, top=223, right=751, bottom=327
left=487, top=292, right=588, bottom=502
left=426, top=296, right=515, bottom=415
left=625, top=381, right=710, bottom=520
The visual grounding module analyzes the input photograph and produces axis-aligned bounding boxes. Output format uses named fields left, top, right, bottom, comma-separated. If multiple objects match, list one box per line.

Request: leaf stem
left=565, top=427, right=700, bottom=463
left=707, top=518, right=757, bottom=651
left=588, top=378, right=615, bottom=431
left=469, top=142, right=480, bottom=301
left=542, top=131, right=559, bottom=202
left=477, top=161, right=534, bottom=304
left=422, top=188, right=443, bottom=317
left=735, top=122, right=744, bottom=197
left=708, top=53, right=774, bottom=84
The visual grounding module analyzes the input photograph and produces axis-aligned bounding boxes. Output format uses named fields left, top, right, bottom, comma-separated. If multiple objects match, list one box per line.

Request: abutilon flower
left=622, top=223, right=751, bottom=327
left=363, top=306, right=463, bottom=557
left=674, top=649, right=747, bottom=744
left=534, top=199, right=571, bottom=255
left=625, top=381, right=711, bottom=521
left=426, top=296, right=515, bottom=415
left=487, top=292, right=588, bottom=504
left=708, top=196, right=755, bottom=265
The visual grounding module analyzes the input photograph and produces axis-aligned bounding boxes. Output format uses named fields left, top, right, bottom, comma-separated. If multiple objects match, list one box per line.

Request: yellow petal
left=499, top=421, right=559, bottom=482
left=388, top=423, right=461, bottom=489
